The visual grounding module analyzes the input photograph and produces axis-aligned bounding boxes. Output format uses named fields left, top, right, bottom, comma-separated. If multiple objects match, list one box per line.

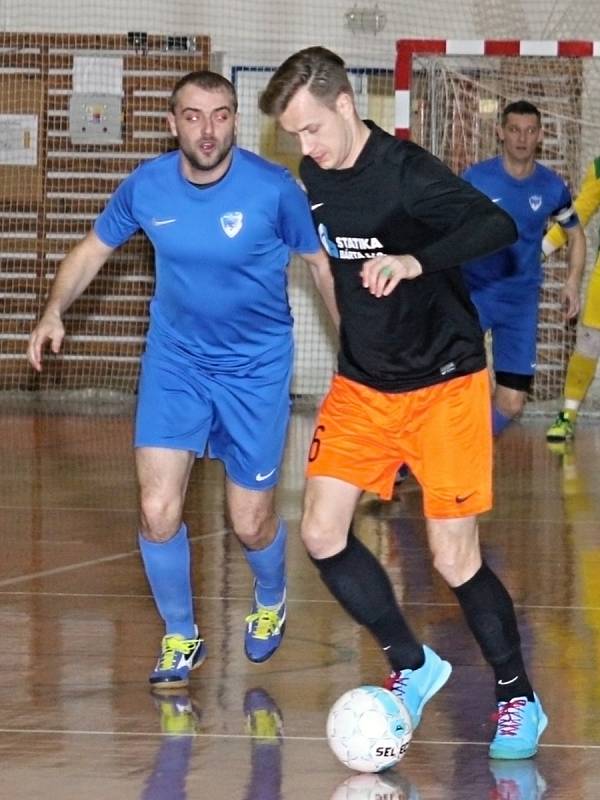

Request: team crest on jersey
left=529, top=195, right=542, bottom=212
left=318, top=223, right=340, bottom=258
left=220, top=211, right=244, bottom=238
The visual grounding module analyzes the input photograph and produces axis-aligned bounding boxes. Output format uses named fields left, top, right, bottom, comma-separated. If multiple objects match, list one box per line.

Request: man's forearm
left=305, top=252, right=340, bottom=332
left=415, top=202, right=517, bottom=273
left=565, top=226, right=586, bottom=286
left=42, top=231, right=113, bottom=317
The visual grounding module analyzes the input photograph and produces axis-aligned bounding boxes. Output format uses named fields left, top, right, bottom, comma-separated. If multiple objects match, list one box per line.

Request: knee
left=496, top=394, right=525, bottom=420
left=139, top=493, right=183, bottom=543
left=431, top=542, right=481, bottom=587
left=300, top=513, right=344, bottom=560
left=231, top=508, right=276, bottom=549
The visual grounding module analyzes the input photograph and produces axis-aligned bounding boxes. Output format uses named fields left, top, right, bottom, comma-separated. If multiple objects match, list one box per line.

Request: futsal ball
left=329, top=771, right=416, bottom=800
left=326, top=685, right=413, bottom=773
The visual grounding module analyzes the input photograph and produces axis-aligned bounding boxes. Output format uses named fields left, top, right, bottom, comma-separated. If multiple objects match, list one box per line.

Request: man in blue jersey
left=462, top=100, right=585, bottom=436
left=26, top=71, right=336, bottom=689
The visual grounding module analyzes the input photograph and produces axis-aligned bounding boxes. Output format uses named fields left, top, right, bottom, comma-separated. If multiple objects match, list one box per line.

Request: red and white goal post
left=394, top=39, right=600, bottom=405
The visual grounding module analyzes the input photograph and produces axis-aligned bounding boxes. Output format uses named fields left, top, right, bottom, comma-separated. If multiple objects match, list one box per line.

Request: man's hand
left=27, top=310, right=65, bottom=372
left=361, top=254, right=423, bottom=297
left=561, top=278, right=581, bottom=320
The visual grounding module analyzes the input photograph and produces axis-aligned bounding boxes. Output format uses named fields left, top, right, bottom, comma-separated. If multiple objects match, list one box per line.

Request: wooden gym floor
left=0, top=406, right=599, bottom=799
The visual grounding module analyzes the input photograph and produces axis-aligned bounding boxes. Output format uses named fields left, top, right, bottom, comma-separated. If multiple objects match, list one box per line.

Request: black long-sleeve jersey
left=300, top=122, right=518, bottom=392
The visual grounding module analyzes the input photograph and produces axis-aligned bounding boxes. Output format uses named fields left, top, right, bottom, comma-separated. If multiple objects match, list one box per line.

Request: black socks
left=311, top=530, right=424, bottom=672
left=453, top=562, right=533, bottom=702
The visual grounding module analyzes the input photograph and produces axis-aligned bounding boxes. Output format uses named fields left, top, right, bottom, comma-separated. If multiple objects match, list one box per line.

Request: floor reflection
left=329, top=770, right=420, bottom=799
left=0, top=415, right=599, bottom=798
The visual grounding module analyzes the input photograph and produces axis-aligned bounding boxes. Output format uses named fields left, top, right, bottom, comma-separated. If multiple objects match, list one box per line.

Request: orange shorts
left=306, top=369, right=492, bottom=518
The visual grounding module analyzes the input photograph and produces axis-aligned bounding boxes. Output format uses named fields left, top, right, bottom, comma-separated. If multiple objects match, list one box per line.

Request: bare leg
left=493, top=384, right=527, bottom=436
left=137, top=447, right=195, bottom=541
left=226, top=480, right=278, bottom=550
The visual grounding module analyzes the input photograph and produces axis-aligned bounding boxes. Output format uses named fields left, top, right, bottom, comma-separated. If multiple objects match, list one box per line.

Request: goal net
left=3, top=1, right=600, bottom=413
left=395, top=39, right=600, bottom=410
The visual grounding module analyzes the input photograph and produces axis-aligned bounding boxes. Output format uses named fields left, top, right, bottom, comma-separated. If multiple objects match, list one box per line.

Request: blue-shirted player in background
left=27, top=71, right=337, bottom=689
left=462, top=100, right=585, bottom=436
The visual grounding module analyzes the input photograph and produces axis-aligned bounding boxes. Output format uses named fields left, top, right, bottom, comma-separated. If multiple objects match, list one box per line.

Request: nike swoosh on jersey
left=311, top=202, right=325, bottom=210
left=455, top=491, right=476, bottom=503
left=152, top=218, right=177, bottom=226
left=491, top=198, right=502, bottom=203
left=256, top=468, right=277, bottom=482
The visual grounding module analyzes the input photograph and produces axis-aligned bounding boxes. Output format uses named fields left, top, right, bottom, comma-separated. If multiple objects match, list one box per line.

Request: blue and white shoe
left=149, top=626, right=207, bottom=689
left=244, top=590, right=286, bottom=663
left=384, top=644, right=452, bottom=728
left=489, top=694, right=548, bottom=760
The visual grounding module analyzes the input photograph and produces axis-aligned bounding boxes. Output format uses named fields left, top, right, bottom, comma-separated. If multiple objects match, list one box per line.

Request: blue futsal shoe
left=244, top=589, right=286, bottom=663
left=149, top=626, right=207, bottom=689
left=489, top=694, right=548, bottom=760
left=384, top=644, right=452, bottom=728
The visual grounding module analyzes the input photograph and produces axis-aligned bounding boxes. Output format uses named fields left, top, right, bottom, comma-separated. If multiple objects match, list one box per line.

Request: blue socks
left=139, top=520, right=287, bottom=633
left=139, top=523, right=195, bottom=638
left=243, top=519, right=287, bottom=607
left=492, top=407, right=513, bottom=437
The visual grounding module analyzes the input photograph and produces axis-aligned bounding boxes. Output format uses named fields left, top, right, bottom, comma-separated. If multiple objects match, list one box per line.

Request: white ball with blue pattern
left=327, top=685, right=413, bottom=773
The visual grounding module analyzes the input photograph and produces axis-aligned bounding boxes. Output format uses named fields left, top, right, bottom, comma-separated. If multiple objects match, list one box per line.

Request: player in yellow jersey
left=545, top=157, right=600, bottom=441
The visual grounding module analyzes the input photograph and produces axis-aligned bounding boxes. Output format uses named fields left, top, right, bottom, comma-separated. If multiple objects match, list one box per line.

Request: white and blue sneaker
left=384, top=644, right=452, bottom=728
left=244, top=589, right=286, bottom=663
left=489, top=694, right=548, bottom=760
left=149, top=626, right=207, bottom=689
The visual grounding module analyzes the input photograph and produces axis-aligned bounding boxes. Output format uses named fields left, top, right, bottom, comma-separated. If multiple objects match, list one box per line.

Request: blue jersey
left=94, top=148, right=320, bottom=369
left=462, top=156, right=577, bottom=298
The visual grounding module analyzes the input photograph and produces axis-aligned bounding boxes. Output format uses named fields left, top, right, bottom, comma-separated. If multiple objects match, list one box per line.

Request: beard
left=180, top=132, right=235, bottom=174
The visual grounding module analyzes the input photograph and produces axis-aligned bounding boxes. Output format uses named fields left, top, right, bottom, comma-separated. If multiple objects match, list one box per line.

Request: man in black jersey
left=260, top=46, right=547, bottom=760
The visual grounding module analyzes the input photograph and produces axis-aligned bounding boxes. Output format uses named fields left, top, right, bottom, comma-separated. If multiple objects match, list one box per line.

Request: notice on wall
left=0, top=114, right=38, bottom=165
left=73, top=56, right=123, bottom=95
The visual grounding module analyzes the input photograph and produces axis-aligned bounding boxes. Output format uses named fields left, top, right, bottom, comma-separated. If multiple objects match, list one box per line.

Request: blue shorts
left=471, top=291, right=538, bottom=377
left=134, top=344, right=293, bottom=490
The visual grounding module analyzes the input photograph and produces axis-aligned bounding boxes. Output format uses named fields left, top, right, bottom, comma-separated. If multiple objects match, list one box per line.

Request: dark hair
left=259, top=46, right=353, bottom=116
left=169, top=70, right=238, bottom=113
left=501, top=100, right=541, bottom=126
